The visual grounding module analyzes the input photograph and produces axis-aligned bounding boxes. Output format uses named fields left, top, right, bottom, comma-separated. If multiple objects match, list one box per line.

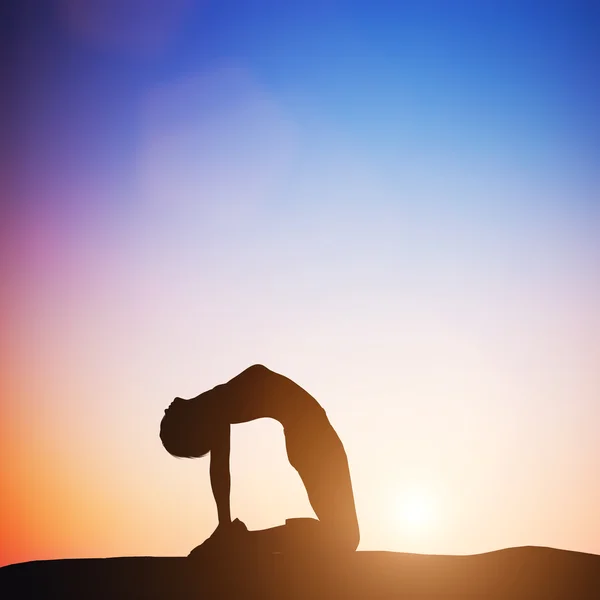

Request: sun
left=397, top=488, right=436, bottom=531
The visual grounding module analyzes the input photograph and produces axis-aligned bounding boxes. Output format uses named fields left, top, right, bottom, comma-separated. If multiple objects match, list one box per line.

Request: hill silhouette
left=2, top=545, right=599, bottom=599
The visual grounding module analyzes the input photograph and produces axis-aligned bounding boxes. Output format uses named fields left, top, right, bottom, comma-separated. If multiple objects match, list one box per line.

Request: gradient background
left=1, top=0, right=599, bottom=567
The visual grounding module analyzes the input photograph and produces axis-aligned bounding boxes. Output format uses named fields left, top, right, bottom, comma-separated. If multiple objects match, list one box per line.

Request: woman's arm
left=209, top=421, right=231, bottom=526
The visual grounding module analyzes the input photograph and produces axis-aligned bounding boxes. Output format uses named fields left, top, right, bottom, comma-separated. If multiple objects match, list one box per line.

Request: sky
left=1, top=0, right=599, bottom=566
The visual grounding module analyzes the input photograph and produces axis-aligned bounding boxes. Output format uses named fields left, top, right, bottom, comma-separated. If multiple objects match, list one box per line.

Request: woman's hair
left=159, top=402, right=211, bottom=458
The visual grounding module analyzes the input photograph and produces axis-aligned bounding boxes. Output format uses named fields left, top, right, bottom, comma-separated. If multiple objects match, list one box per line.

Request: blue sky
left=2, top=0, right=599, bottom=564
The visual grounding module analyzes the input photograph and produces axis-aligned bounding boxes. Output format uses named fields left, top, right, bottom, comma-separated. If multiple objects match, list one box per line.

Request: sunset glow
left=2, top=1, right=598, bottom=567
left=398, top=489, right=437, bottom=532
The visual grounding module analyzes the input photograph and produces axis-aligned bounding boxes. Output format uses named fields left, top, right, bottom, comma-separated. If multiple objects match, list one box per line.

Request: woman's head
left=159, top=397, right=214, bottom=458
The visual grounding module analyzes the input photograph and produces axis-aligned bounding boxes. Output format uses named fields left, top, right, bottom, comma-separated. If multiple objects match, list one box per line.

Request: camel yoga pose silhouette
left=160, top=364, right=360, bottom=553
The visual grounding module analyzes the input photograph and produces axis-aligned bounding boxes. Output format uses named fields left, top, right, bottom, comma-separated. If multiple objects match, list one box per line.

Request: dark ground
left=2, top=546, right=600, bottom=599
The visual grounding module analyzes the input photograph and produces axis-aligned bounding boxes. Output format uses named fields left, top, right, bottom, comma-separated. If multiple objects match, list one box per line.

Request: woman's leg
left=286, top=423, right=360, bottom=551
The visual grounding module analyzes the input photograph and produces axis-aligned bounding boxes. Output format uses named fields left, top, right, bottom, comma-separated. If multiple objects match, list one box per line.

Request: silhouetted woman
left=159, top=364, right=359, bottom=552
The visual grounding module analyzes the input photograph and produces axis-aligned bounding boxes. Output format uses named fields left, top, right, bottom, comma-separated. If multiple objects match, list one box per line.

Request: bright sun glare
left=398, top=489, right=436, bottom=531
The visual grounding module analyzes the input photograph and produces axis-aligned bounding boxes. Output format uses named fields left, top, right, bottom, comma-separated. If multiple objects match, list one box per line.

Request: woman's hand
left=188, top=518, right=248, bottom=560
left=211, top=518, right=247, bottom=540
